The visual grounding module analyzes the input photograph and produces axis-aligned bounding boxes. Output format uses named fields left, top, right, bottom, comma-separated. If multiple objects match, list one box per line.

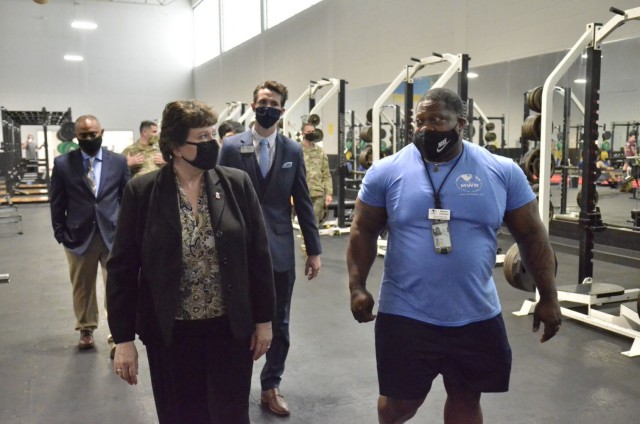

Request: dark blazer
left=49, top=148, right=130, bottom=255
left=218, top=130, right=321, bottom=272
left=106, top=164, right=275, bottom=348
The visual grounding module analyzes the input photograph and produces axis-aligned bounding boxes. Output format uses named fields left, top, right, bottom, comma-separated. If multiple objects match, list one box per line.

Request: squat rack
left=284, top=78, right=350, bottom=231
left=517, top=6, right=640, bottom=357
left=370, top=52, right=470, bottom=162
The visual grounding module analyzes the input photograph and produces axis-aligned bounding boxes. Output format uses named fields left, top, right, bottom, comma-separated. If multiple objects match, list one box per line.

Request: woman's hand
left=113, top=341, right=139, bottom=385
left=250, top=322, right=273, bottom=361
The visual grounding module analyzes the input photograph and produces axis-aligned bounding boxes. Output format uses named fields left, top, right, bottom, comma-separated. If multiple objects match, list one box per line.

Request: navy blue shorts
left=375, top=312, right=512, bottom=399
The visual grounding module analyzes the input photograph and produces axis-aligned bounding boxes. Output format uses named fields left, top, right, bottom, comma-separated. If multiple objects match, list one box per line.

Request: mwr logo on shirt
left=455, top=174, right=482, bottom=193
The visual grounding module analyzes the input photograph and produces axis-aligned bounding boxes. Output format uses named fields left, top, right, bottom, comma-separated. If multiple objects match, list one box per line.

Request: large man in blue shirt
left=347, top=88, right=561, bottom=424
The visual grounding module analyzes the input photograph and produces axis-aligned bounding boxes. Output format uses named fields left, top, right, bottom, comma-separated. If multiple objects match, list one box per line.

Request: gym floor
left=1, top=182, right=639, bottom=424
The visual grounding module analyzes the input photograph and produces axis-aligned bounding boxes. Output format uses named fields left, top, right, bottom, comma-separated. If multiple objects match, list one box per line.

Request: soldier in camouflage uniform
left=301, top=123, right=333, bottom=225
left=122, top=120, right=166, bottom=178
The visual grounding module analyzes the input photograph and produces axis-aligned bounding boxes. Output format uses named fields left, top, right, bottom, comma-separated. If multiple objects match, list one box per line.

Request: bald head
left=75, top=115, right=103, bottom=141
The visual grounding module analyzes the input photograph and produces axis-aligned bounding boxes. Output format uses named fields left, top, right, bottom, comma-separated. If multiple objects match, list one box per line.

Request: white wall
left=0, top=0, right=194, bottom=140
left=3, top=0, right=640, bottom=154
left=194, top=0, right=640, bottom=153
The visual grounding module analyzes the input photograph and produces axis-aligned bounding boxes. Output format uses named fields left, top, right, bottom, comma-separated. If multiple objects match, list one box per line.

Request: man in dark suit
left=49, top=115, right=130, bottom=354
left=219, top=80, right=322, bottom=417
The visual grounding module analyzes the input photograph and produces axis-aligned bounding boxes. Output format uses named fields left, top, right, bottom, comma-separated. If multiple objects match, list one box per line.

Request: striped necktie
left=87, top=157, right=96, bottom=195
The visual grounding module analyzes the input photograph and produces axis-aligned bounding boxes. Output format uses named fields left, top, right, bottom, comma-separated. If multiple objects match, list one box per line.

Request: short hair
left=301, top=122, right=315, bottom=132
left=139, top=120, right=157, bottom=134
left=253, top=80, right=289, bottom=107
left=419, top=88, right=466, bottom=118
left=159, top=100, right=218, bottom=161
left=218, top=120, right=244, bottom=139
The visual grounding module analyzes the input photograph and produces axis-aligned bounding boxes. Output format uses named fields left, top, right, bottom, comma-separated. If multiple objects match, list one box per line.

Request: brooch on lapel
left=282, top=162, right=293, bottom=168
left=215, top=192, right=221, bottom=200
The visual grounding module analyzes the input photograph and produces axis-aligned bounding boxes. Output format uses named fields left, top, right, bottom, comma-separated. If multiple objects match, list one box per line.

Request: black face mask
left=78, top=136, right=103, bottom=156
left=413, top=127, right=460, bottom=162
left=255, top=107, right=281, bottom=129
left=183, top=139, right=219, bottom=170
left=304, top=132, right=316, bottom=142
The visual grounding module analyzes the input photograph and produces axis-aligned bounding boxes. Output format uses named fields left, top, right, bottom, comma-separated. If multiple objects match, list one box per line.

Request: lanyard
left=420, top=144, right=464, bottom=209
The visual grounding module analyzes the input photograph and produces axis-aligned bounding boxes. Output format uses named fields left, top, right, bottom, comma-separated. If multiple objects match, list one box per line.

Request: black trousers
left=146, top=317, right=253, bottom=424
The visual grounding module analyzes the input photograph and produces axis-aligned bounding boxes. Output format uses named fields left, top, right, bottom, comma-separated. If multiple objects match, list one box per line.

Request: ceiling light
left=467, top=72, right=479, bottom=79
left=71, top=21, right=98, bottom=30
left=574, top=78, right=587, bottom=84
left=64, top=54, right=84, bottom=62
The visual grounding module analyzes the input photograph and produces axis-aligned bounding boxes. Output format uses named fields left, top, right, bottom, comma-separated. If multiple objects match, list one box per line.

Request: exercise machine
left=284, top=78, right=351, bottom=234
left=514, top=6, right=640, bottom=357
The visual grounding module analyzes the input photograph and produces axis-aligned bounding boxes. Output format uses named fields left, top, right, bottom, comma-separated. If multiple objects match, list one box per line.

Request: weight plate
left=359, top=145, right=373, bottom=169
left=308, top=114, right=321, bottom=126
left=59, top=121, right=76, bottom=141
left=503, top=243, right=557, bottom=292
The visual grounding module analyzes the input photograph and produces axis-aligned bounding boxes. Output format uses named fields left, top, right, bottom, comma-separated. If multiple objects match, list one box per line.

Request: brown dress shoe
left=78, top=330, right=95, bottom=350
left=260, top=388, right=290, bottom=416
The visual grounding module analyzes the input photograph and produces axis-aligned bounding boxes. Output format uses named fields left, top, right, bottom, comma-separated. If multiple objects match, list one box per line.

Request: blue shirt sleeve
left=358, top=162, right=387, bottom=207
left=505, top=159, right=536, bottom=211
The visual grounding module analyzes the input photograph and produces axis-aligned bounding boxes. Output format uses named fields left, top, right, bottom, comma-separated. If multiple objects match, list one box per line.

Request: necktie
left=87, top=157, right=96, bottom=195
left=259, top=139, right=270, bottom=177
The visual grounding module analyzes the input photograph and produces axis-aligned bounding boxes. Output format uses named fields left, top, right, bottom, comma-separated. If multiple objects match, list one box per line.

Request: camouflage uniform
left=302, top=143, right=333, bottom=224
left=122, top=139, right=163, bottom=178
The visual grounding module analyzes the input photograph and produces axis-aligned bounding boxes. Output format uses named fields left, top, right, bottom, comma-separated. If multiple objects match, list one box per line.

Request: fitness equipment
left=514, top=6, right=640, bottom=357
left=610, top=121, right=639, bottom=153
left=503, top=244, right=558, bottom=292
left=358, top=104, right=401, bottom=168
left=284, top=78, right=351, bottom=232
left=473, top=116, right=505, bottom=152
left=215, top=101, right=248, bottom=131
left=1, top=107, right=72, bottom=200
left=369, top=52, right=470, bottom=163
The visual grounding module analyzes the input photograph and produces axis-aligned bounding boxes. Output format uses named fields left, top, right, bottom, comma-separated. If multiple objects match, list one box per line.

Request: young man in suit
left=219, top=80, right=322, bottom=417
left=49, top=115, right=130, bottom=356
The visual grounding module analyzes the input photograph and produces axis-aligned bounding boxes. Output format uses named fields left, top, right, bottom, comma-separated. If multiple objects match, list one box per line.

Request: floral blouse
left=174, top=176, right=227, bottom=320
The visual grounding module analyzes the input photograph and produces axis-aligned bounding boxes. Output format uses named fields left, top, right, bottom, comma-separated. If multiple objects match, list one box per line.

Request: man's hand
left=154, top=153, right=166, bottom=166
left=350, top=286, right=376, bottom=323
left=533, top=297, right=562, bottom=342
left=305, top=255, right=321, bottom=280
left=325, top=194, right=333, bottom=207
left=127, top=153, right=144, bottom=167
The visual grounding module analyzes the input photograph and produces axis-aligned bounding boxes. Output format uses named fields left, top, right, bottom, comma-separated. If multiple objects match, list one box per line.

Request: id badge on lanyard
left=429, top=208, right=452, bottom=254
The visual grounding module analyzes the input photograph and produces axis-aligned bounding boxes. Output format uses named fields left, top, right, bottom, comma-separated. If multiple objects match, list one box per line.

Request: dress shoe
left=260, top=388, right=290, bottom=416
left=78, top=330, right=95, bottom=350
